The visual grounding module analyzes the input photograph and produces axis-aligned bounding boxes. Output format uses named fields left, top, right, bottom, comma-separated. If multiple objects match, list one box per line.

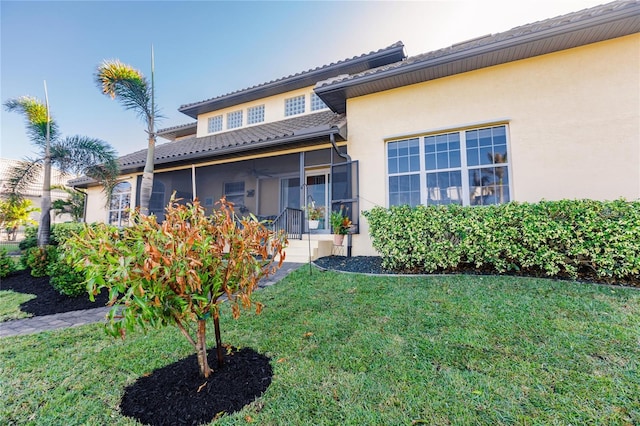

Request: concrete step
left=277, top=236, right=338, bottom=262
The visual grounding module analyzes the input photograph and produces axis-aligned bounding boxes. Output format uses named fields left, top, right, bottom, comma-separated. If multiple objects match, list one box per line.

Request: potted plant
left=306, top=202, right=324, bottom=230
left=330, top=206, right=352, bottom=246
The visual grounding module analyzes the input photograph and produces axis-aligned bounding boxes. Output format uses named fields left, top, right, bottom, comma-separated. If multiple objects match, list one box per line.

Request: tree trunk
left=213, top=312, right=224, bottom=367
left=38, top=148, right=52, bottom=247
left=196, top=319, right=212, bottom=378
left=138, top=131, right=155, bottom=215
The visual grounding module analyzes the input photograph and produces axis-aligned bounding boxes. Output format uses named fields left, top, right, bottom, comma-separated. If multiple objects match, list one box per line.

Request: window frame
left=207, top=115, right=223, bottom=133
left=247, top=104, right=265, bottom=125
left=108, top=182, right=131, bottom=227
left=227, top=110, right=243, bottom=129
left=224, top=181, right=245, bottom=209
left=284, top=94, right=306, bottom=117
left=386, top=124, right=511, bottom=207
left=311, top=92, right=328, bottom=111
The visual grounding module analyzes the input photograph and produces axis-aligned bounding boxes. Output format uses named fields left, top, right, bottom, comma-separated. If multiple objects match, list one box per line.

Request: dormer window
left=247, top=105, right=265, bottom=124
left=227, top=110, right=243, bottom=129
left=311, top=93, right=328, bottom=111
left=208, top=115, right=223, bottom=133
left=285, top=95, right=305, bottom=117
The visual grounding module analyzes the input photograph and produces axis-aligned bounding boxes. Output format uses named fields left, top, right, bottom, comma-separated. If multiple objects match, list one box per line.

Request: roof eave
left=70, top=124, right=346, bottom=188
left=178, top=44, right=406, bottom=119
left=316, top=2, right=640, bottom=113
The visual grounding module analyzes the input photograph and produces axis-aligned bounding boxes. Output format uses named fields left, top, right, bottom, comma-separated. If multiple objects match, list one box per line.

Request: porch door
left=305, top=169, right=330, bottom=231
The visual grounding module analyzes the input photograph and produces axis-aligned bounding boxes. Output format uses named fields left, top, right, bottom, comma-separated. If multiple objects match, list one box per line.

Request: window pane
left=437, top=152, right=448, bottom=168
left=311, top=93, right=327, bottom=111
left=208, top=115, right=223, bottom=133
left=388, top=158, right=398, bottom=174
left=426, top=171, right=462, bottom=205
left=247, top=105, right=265, bottom=124
left=389, top=174, right=420, bottom=207
left=450, top=149, right=461, bottom=168
left=285, top=95, right=305, bottom=116
left=469, top=166, right=509, bottom=205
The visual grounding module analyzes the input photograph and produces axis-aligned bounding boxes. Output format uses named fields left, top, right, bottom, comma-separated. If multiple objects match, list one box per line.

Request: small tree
left=51, top=186, right=86, bottom=222
left=0, top=196, right=39, bottom=240
left=65, top=197, right=286, bottom=378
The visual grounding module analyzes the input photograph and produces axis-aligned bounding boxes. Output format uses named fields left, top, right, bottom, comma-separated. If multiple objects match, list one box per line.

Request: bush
left=51, top=222, right=85, bottom=245
left=0, top=248, right=16, bottom=278
left=19, top=226, right=38, bottom=250
left=21, top=246, right=55, bottom=277
left=363, top=199, right=640, bottom=285
left=47, top=246, right=86, bottom=297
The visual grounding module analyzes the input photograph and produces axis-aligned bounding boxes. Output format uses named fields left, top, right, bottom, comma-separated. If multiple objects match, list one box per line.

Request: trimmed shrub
left=363, top=199, right=640, bottom=285
left=0, top=248, right=16, bottom=278
left=19, top=226, right=38, bottom=250
left=51, top=222, right=85, bottom=245
left=21, top=246, right=56, bottom=277
left=47, top=245, right=86, bottom=297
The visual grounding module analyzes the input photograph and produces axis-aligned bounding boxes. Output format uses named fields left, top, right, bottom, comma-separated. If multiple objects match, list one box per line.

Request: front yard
left=1, top=268, right=639, bottom=425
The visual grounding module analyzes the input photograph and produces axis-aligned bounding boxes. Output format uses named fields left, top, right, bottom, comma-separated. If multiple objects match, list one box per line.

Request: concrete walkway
left=0, top=262, right=303, bottom=338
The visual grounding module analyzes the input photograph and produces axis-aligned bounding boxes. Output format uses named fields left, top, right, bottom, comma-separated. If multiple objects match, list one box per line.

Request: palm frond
left=95, top=60, right=155, bottom=123
left=2, top=158, right=45, bottom=197
left=51, top=136, right=119, bottom=187
left=3, top=96, right=59, bottom=146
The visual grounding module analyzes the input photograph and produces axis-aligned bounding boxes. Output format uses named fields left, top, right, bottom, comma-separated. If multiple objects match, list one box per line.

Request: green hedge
left=363, top=199, right=640, bottom=286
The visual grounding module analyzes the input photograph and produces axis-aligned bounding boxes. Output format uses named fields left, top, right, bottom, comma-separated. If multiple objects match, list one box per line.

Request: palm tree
left=95, top=55, right=158, bottom=215
left=3, top=96, right=119, bottom=246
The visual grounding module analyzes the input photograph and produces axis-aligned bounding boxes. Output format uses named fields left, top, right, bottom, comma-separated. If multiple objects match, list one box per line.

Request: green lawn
left=0, top=290, right=34, bottom=322
left=1, top=268, right=639, bottom=425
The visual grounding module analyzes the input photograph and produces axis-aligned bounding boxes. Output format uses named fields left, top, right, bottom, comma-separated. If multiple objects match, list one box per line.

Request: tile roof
left=156, top=122, right=197, bottom=141
left=0, top=158, right=75, bottom=197
left=315, top=0, right=640, bottom=113
left=119, top=110, right=344, bottom=170
left=178, top=42, right=406, bottom=118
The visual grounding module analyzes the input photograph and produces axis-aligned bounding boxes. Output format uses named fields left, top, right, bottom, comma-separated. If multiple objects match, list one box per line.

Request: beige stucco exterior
left=196, top=86, right=327, bottom=137
left=348, top=34, right=640, bottom=255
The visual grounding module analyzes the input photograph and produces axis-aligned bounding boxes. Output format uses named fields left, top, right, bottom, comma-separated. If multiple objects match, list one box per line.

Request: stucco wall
left=348, top=34, right=640, bottom=255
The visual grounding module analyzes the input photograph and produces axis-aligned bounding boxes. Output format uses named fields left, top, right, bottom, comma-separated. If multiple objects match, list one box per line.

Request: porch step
left=278, top=235, right=336, bottom=263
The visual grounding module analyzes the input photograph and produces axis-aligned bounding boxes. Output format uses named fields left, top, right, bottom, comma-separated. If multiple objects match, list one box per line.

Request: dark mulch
left=313, top=256, right=639, bottom=287
left=0, top=269, right=110, bottom=316
left=121, top=346, right=272, bottom=426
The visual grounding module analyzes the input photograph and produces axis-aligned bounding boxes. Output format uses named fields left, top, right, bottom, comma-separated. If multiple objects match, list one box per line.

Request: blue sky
left=1, top=0, right=604, bottom=162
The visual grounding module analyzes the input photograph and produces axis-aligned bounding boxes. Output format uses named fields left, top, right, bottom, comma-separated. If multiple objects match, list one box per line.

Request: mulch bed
left=1, top=269, right=110, bottom=316
left=120, top=346, right=272, bottom=426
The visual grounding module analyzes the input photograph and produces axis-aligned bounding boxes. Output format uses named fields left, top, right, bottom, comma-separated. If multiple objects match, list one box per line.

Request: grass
left=1, top=268, right=639, bottom=425
left=0, top=290, right=34, bottom=322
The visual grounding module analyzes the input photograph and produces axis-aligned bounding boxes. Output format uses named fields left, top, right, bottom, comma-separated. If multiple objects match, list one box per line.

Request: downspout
left=329, top=133, right=353, bottom=257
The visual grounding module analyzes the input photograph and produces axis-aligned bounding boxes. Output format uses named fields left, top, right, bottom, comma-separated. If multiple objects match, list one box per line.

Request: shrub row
left=0, top=248, right=16, bottom=278
left=363, top=199, right=640, bottom=285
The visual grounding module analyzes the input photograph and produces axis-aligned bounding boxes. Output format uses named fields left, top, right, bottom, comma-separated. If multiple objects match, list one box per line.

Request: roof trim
left=315, top=0, right=640, bottom=113
left=177, top=42, right=406, bottom=118
left=157, top=122, right=197, bottom=140
left=70, top=116, right=346, bottom=188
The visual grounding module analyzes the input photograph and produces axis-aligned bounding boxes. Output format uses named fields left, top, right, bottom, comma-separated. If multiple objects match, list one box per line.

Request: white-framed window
left=387, top=124, right=510, bottom=207
left=227, top=110, right=243, bottom=129
left=208, top=115, right=223, bottom=133
left=311, top=93, right=328, bottom=111
left=224, top=181, right=245, bottom=209
left=285, top=94, right=305, bottom=116
left=108, top=182, right=131, bottom=227
left=247, top=105, right=265, bottom=125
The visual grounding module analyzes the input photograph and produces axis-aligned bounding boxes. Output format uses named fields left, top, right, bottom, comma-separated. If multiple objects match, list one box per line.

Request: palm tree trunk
left=38, top=157, right=52, bottom=247
left=138, top=134, right=154, bottom=215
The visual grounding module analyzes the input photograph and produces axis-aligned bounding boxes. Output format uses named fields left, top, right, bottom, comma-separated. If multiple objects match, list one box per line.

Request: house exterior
left=73, top=0, right=640, bottom=258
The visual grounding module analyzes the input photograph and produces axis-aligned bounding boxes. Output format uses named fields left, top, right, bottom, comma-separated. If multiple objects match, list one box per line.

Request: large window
left=285, top=95, right=305, bottom=116
left=227, top=110, right=243, bottom=129
left=387, top=125, right=510, bottom=207
left=208, top=115, right=223, bottom=133
left=247, top=105, right=265, bottom=124
left=108, top=182, right=131, bottom=227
